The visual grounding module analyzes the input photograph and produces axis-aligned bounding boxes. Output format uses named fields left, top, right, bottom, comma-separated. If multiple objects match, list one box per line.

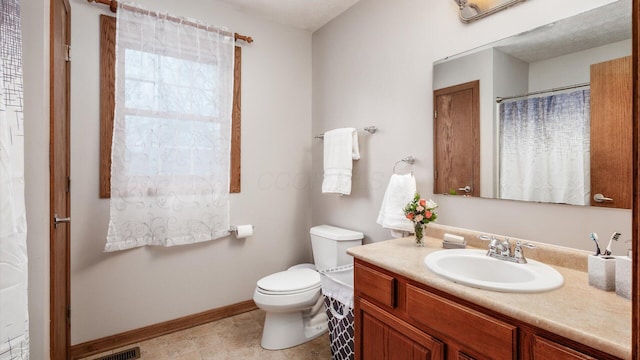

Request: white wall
left=69, top=0, right=312, bottom=344
left=312, top=0, right=631, bottom=252
left=22, top=1, right=50, bottom=359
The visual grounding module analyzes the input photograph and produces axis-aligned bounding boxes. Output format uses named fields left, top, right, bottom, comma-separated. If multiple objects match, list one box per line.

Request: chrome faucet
left=478, top=235, right=535, bottom=264
left=499, top=237, right=511, bottom=257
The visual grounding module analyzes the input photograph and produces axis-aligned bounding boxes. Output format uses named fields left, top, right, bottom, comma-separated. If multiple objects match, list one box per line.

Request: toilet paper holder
left=229, top=225, right=255, bottom=234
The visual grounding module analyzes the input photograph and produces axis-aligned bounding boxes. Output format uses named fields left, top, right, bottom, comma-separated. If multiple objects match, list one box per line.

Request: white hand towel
left=376, top=173, right=416, bottom=234
left=322, top=128, right=359, bottom=195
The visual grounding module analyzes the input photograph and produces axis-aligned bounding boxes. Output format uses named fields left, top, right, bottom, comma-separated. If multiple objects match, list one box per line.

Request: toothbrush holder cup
left=615, top=256, right=632, bottom=299
left=588, top=255, right=616, bottom=291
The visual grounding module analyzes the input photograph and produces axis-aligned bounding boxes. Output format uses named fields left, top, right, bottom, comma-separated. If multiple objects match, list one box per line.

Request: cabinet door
left=357, top=298, right=444, bottom=360
left=531, top=335, right=597, bottom=360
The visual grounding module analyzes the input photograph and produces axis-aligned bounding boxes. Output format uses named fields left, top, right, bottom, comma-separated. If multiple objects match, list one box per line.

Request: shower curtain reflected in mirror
left=499, top=89, right=591, bottom=206
left=0, top=0, right=29, bottom=359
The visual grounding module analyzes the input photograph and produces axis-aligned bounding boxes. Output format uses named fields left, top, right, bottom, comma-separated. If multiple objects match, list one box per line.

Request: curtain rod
left=86, top=0, right=254, bottom=44
left=496, top=82, right=590, bottom=103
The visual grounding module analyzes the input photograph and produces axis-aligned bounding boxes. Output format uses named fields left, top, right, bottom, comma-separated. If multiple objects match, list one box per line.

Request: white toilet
left=253, top=225, right=364, bottom=350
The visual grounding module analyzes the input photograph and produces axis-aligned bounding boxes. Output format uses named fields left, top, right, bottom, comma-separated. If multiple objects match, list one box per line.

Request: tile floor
left=80, top=310, right=332, bottom=360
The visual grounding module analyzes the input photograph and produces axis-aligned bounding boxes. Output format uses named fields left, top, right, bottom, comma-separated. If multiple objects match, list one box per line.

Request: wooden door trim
left=633, top=0, right=639, bottom=358
left=50, top=0, right=71, bottom=358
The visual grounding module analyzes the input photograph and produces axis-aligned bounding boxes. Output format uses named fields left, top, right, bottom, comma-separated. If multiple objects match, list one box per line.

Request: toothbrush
left=603, top=232, right=622, bottom=256
left=589, top=232, right=602, bottom=256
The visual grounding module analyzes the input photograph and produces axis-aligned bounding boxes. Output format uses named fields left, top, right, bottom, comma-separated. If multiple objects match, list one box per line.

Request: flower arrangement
left=403, top=193, right=438, bottom=245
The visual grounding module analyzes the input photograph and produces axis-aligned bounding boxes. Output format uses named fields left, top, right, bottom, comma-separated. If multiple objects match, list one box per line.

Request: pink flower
left=425, top=210, right=432, bottom=219
left=415, top=214, right=424, bottom=222
left=406, top=213, right=414, bottom=220
left=416, top=205, right=424, bottom=212
left=419, top=199, right=426, bottom=207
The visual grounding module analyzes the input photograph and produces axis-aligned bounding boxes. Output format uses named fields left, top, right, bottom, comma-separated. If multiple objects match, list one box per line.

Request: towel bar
left=315, top=126, right=377, bottom=139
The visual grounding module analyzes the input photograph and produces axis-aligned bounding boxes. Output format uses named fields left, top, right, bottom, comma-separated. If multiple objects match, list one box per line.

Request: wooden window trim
left=99, top=14, right=241, bottom=198
left=230, top=45, right=241, bottom=193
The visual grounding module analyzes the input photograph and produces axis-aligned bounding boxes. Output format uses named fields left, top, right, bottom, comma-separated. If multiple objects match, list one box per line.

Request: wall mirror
left=433, top=0, right=632, bottom=209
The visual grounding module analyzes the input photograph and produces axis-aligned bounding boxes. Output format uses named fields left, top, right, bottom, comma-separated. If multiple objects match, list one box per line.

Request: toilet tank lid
left=310, top=225, right=364, bottom=241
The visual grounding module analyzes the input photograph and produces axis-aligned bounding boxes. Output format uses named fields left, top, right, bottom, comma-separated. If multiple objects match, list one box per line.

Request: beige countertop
left=347, top=227, right=632, bottom=359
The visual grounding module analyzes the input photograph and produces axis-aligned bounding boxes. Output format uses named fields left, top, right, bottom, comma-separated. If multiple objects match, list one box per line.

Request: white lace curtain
left=106, top=2, right=235, bottom=251
left=1, top=0, right=30, bottom=357
left=498, top=89, right=591, bottom=205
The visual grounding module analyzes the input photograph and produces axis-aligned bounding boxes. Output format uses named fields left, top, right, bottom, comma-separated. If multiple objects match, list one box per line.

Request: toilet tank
left=310, top=225, right=364, bottom=271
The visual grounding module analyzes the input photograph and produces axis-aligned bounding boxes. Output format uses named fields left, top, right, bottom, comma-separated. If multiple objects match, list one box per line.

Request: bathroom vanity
left=348, top=227, right=631, bottom=359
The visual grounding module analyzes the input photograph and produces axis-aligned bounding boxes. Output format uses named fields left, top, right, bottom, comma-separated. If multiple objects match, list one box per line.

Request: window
left=99, top=15, right=241, bottom=198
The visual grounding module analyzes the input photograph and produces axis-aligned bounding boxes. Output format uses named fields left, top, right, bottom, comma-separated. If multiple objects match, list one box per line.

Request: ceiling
left=216, top=0, right=362, bottom=32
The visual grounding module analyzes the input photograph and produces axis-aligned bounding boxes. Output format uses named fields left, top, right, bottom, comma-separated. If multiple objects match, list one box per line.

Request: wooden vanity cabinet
left=354, top=259, right=620, bottom=360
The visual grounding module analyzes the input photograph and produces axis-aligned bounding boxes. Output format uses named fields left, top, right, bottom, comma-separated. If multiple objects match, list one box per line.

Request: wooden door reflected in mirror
left=590, top=56, right=632, bottom=209
left=434, top=80, right=480, bottom=197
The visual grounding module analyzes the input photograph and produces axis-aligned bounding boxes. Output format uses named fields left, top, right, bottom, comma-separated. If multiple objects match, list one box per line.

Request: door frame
left=50, top=0, right=71, bottom=358
left=632, top=0, right=639, bottom=357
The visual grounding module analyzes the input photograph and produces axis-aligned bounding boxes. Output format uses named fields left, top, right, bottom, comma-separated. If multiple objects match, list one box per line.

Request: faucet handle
left=513, top=241, right=535, bottom=263
left=515, top=240, right=535, bottom=249
left=478, top=234, right=499, bottom=255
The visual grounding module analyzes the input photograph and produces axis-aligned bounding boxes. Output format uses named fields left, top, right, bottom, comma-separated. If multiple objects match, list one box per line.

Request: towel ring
left=393, top=156, right=416, bottom=175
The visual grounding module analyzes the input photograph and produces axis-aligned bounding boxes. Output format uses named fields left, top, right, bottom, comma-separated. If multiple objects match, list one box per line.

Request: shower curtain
left=499, top=89, right=590, bottom=205
left=0, top=0, right=30, bottom=359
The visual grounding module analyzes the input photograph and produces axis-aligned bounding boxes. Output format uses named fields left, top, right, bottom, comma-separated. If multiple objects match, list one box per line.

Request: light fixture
left=454, top=0, right=527, bottom=23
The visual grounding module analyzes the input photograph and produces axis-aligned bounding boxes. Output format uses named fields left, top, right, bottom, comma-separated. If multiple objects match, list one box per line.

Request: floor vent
left=96, top=346, right=140, bottom=360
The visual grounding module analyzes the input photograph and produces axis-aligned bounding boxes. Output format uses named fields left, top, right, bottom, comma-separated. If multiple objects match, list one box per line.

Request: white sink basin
left=424, top=249, right=564, bottom=293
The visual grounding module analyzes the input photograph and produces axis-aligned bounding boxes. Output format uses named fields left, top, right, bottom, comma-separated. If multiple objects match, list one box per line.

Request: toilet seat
left=257, top=268, right=321, bottom=295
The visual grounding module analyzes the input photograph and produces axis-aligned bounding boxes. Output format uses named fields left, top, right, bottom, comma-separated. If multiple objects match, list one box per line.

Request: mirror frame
left=632, top=0, right=638, bottom=356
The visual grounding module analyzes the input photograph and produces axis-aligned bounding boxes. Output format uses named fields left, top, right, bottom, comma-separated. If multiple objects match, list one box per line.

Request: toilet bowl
left=253, top=225, right=364, bottom=350
left=253, top=266, right=327, bottom=350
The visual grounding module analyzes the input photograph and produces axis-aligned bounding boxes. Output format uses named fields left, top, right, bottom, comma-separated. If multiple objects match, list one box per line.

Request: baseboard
left=69, top=299, right=257, bottom=359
